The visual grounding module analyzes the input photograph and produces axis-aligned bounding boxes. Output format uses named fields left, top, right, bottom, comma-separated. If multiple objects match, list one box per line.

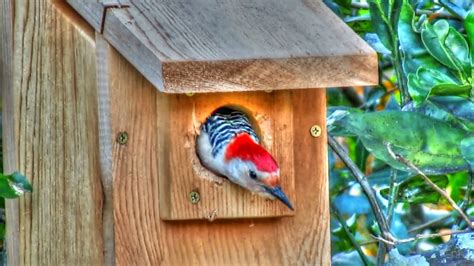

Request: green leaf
left=465, top=11, right=474, bottom=74
left=407, top=73, right=427, bottom=104
left=460, top=137, right=474, bottom=168
left=405, top=96, right=474, bottom=131
left=329, top=110, right=473, bottom=174
left=0, top=172, right=32, bottom=198
left=0, top=222, right=4, bottom=241
left=407, top=66, right=469, bottom=105
left=421, top=20, right=471, bottom=80
left=398, top=1, right=446, bottom=76
left=439, top=0, right=468, bottom=19
left=380, top=175, right=448, bottom=204
left=368, top=0, right=394, bottom=51
left=367, top=0, right=403, bottom=51
left=364, top=33, right=392, bottom=54
left=327, top=107, right=361, bottom=136
left=355, top=138, right=370, bottom=173
left=447, top=171, right=468, bottom=202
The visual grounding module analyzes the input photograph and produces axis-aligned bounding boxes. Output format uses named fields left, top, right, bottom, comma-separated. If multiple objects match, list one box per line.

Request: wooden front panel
left=158, top=91, right=295, bottom=220
left=109, top=47, right=330, bottom=265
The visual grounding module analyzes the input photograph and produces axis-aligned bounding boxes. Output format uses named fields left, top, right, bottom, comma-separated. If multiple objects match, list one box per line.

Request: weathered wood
left=0, top=1, right=20, bottom=264
left=157, top=90, right=295, bottom=220
left=96, top=33, right=115, bottom=266
left=110, top=48, right=330, bottom=264
left=70, top=0, right=378, bottom=93
left=6, top=1, right=104, bottom=264
left=66, top=0, right=103, bottom=31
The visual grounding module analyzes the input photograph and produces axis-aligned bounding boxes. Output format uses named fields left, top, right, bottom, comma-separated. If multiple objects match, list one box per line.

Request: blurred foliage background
left=323, top=0, right=474, bottom=265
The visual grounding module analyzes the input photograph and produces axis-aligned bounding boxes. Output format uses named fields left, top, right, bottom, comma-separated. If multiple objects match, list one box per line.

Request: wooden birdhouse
left=1, top=0, right=377, bottom=265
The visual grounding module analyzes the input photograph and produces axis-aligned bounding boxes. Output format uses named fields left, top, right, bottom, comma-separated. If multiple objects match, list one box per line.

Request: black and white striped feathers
left=201, top=107, right=259, bottom=157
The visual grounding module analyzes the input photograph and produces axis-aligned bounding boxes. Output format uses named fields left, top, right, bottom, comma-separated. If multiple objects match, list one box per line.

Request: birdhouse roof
left=67, top=0, right=378, bottom=93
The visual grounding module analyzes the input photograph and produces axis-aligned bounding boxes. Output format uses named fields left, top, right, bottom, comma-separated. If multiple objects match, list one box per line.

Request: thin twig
left=387, top=169, right=399, bottom=225
left=376, top=169, right=399, bottom=265
left=360, top=240, right=379, bottom=246
left=454, top=169, right=473, bottom=228
left=350, top=2, right=461, bottom=20
left=408, top=214, right=451, bottom=233
left=371, top=228, right=472, bottom=245
left=331, top=204, right=371, bottom=266
left=328, top=136, right=395, bottom=248
left=385, top=144, right=474, bottom=229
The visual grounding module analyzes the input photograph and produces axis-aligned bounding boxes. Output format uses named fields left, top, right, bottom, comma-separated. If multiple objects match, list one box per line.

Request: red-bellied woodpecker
left=196, top=106, right=294, bottom=210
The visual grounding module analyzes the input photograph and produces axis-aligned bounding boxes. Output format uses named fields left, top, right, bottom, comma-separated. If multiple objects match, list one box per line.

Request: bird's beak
left=264, top=185, right=294, bottom=211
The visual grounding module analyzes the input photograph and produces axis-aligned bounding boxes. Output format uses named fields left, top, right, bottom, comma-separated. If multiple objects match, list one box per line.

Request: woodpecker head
left=224, top=133, right=294, bottom=210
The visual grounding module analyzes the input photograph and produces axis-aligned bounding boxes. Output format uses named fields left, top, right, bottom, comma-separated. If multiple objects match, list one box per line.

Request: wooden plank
left=96, top=33, right=115, bottom=266
left=158, top=91, right=295, bottom=220
left=0, top=1, right=20, bottom=264
left=110, top=48, right=330, bottom=265
left=7, top=1, right=104, bottom=264
left=94, top=0, right=378, bottom=92
left=65, top=0, right=103, bottom=32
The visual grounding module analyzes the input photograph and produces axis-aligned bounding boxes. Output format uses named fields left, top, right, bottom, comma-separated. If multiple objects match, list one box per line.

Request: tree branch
left=371, top=228, right=472, bottom=245
left=408, top=214, right=451, bottom=233
left=387, top=169, right=399, bottom=225
left=376, top=169, right=399, bottom=264
left=328, top=135, right=395, bottom=248
left=385, top=144, right=473, bottom=229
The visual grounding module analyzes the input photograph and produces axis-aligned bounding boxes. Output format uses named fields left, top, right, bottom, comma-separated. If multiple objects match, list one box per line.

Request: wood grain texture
left=96, top=33, right=115, bottom=266
left=0, top=1, right=20, bottom=264
left=65, top=0, right=103, bottom=31
left=110, top=48, right=331, bottom=265
left=71, top=0, right=379, bottom=92
left=158, top=91, right=295, bottom=220
left=7, top=1, right=104, bottom=264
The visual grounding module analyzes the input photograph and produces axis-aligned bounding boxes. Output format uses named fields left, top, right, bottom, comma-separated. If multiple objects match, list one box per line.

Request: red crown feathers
left=224, top=133, right=279, bottom=173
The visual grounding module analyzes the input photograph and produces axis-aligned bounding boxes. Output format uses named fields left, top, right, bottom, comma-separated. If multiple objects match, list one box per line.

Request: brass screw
left=116, top=131, right=129, bottom=145
left=189, top=191, right=200, bottom=204
left=310, top=125, right=322, bottom=138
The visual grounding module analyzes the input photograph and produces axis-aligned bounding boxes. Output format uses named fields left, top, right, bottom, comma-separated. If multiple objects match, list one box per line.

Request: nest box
left=4, top=0, right=377, bottom=264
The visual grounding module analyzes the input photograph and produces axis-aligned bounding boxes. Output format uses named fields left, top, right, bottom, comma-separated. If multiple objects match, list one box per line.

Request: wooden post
left=2, top=1, right=104, bottom=264
left=0, top=1, right=20, bottom=264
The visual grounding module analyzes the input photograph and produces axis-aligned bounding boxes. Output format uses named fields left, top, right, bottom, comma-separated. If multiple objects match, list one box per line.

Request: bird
left=196, top=106, right=294, bottom=210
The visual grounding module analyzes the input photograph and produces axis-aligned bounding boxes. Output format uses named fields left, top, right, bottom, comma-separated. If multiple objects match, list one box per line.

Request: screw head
left=189, top=191, right=200, bottom=204
left=310, top=125, right=322, bottom=138
left=116, top=131, right=129, bottom=145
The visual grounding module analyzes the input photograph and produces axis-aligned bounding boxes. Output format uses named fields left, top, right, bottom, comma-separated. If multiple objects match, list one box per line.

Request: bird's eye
left=249, top=170, right=258, bottom=180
